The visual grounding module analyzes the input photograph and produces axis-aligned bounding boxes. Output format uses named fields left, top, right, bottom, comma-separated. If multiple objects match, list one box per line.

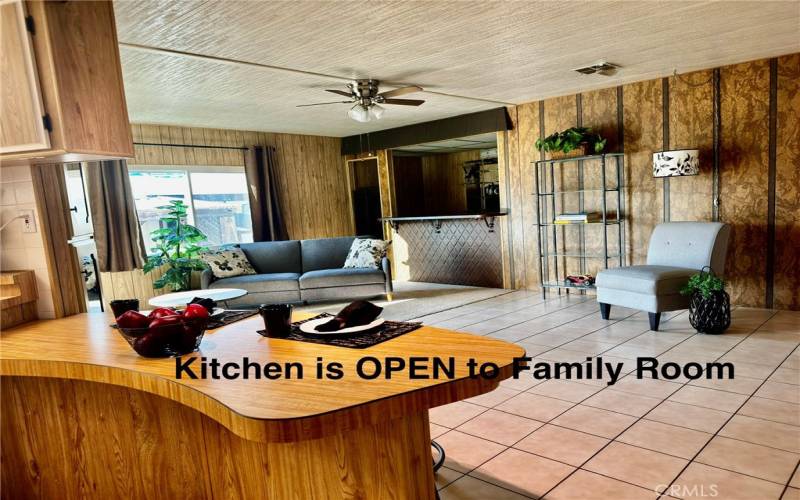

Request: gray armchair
left=596, top=222, right=731, bottom=331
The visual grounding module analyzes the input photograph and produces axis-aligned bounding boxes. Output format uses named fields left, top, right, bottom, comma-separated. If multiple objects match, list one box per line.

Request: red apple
left=133, top=331, right=167, bottom=357
left=149, top=307, right=179, bottom=320
left=116, top=310, right=150, bottom=330
left=183, top=303, right=210, bottom=320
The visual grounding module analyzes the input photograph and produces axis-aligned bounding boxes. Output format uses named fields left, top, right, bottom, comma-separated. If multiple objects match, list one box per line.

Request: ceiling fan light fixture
left=348, top=104, right=371, bottom=123
left=369, top=104, right=385, bottom=120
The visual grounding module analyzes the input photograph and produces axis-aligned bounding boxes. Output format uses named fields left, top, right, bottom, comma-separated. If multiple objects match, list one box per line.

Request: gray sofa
left=596, top=222, right=731, bottom=331
left=200, top=237, right=392, bottom=307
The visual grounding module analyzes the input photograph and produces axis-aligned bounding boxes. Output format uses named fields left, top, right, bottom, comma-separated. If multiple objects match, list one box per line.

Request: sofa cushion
left=343, top=238, right=389, bottom=269
left=200, top=247, right=257, bottom=279
left=300, top=237, right=356, bottom=273
left=299, top=268, right=385, bottom=289
left=596, top=265, right=696, bottom=295
left=239, top=241, right=301, bottom=274
left=209, top=273, right=300, bottom=293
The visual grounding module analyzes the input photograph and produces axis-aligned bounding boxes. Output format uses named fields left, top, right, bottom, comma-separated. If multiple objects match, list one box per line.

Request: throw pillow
left=343, top=238, right=389, bottom=269
left=201, top=247, right=257, bottom=279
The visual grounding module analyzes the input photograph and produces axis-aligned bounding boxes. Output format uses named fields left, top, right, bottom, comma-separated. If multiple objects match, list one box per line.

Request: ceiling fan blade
left=383, top=98, right=425, bottom=106
left=379, top=85, right=423, bottom=98
left=325, top=89, right=353, bottom=97
left=296, top=101, right=351, bottom=107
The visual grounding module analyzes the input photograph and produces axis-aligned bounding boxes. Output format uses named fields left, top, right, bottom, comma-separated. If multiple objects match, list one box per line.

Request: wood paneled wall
left=499, top=54, right=800, bottom=310
left=100, top=124, right=353, bottom=305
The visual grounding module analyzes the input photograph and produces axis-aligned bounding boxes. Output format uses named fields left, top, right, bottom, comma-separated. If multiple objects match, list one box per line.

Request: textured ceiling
left=114, top=0, right=800, bottom=137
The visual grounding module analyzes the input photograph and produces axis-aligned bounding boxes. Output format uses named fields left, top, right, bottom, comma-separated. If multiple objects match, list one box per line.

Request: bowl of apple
left=115, top=304, right=210, bottom=358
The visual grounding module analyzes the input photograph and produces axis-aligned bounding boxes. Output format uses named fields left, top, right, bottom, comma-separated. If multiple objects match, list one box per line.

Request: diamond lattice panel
left=398, top=220, right=502, bottom=288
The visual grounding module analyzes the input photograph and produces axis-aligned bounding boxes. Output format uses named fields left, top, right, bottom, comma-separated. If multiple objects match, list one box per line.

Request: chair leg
left=649, top=312, right=661, bottom=331
left=599, top=302, right=611, bottom=320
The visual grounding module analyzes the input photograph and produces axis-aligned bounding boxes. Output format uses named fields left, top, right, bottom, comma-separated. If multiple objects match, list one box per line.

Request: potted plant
left=143, top=200, right=209, bottom=292
left=535, top=126, right=607, bottom=159
left=680, top=267, right=731, bottom=334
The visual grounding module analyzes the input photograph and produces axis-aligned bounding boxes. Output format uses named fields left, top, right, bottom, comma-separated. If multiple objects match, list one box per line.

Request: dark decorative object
left=316, top=300, right=383, bottom=332
left=258, top=304, right=293, bottom=338
left=285, top=313, right=422, bottom=349
left=110, top=299, right=139, bottom=317
left=681, top=267, right=730, bottom=334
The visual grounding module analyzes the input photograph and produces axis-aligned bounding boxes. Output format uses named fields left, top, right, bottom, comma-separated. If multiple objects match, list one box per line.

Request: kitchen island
left=0, top=312, right=523, bottom=499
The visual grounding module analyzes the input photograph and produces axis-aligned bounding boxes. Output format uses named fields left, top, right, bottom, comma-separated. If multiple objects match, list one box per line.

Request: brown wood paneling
left=623, top=79, right=663, bottom=265
left=516, top=102, right=541, bottom=289
left=669, top=69, right=714, bottom=222
left=420, top=150, right=481, bottom=215
left=392, top=155, right=425, bottom=217
left=774, top=54, right=800, bottom=310
left=720, top=59, right=771, bottom=308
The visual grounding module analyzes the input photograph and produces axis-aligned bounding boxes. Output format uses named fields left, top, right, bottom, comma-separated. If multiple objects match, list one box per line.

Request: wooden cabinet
left=0, top=0, right=133, bottom=164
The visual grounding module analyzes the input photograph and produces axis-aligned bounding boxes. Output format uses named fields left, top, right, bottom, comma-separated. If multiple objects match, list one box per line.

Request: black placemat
left=263, top=313, right=422, bottom=349
left=207, top=309, right=259, bottom=329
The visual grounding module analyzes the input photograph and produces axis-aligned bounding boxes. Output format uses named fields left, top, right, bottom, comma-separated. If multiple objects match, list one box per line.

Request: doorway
left=347, top=158, right=382, bottom=239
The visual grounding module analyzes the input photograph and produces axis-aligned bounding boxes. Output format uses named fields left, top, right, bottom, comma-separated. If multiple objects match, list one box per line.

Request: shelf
left=536, top=188, right=620, bottom=196
left=534, top=153, right=624, bottom=165
left=540, top=254, right=621, bottom=259
left=541, top=281, right=596, bottom=290
left=538, top=220, right=621, bottom=226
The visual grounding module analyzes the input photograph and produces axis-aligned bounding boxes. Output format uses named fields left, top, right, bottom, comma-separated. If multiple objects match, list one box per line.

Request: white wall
left=0, top=165, right=55, bottom=318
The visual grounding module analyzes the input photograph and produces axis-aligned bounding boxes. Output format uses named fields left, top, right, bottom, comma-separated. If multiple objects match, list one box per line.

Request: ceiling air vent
left=574, top=61, right=620, bottom=76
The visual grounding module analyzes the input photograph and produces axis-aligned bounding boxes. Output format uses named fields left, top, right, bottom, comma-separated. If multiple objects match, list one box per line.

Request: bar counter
left=0, top=311, right=522, bottom=499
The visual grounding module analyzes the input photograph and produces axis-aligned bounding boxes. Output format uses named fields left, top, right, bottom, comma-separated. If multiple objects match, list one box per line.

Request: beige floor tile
left=439, top=475, right=529, bottom=500
left=583, top=442, right=688, bottom=490
left=769, top=367, right=800, bottom=385
left=668, top=385, right=748, bottom=412
left=756, top=381, right=800, bottom=404
left=546, top=469, right=658, bottom=500
left=514, top=424, right=609, bottom=466
left=465, top=386, right=520, bottom=408
left=611, top=376, right=683, bottom=399
left=644, top=400, right=732, bottom=433
left=688, top=376, right=763, bottom=395
left=430, top=422, right=450, bottom=439
left=551, top=405, right=637, bottom=438
left=738, top=397, right=800, bottom=426
left=471, top=448, right=575, bottom=498
left=696, top=436, right=799, bottom=484
left=720, top=415, right=800, bottom=453
left=429, top=401, right=486, bottom=428
left=435, top=466, right=463, bottom=491
left=457, top=409, right=543, bottom=446
left=617, top=419, right=712, bottom=459
left=527, top=379, right=602, bottom=403
left=670, top=463, right=784, bottom=500
left=784, top=487, right=800, bottom=500
left=728, top=360, right=779, bottom=379
left=495, top=392, right=574, bottom=422
left=583, top=388, right=663, bottom=417
left=435, top=430, right=507, bottom=473
left=792, top=467, right=800, bottom=488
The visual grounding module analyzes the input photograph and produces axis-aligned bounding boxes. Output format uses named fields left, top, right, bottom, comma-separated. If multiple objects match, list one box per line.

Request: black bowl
left=117, top=317, right=208, bottom=358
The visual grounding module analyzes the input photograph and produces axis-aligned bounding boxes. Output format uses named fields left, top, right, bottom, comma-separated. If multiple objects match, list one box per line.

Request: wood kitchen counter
left=1, top=312, right=524, bottom=499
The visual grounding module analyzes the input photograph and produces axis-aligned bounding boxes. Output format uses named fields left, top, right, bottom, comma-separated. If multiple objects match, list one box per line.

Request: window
left=129, top=167, right=253, bottom=248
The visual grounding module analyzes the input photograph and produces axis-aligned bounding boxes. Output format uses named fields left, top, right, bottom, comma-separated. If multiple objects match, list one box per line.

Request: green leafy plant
left=535, top=126, right=607, bottom=154
left=681, top=270, right=725, bottom=299
left=143, top=200, right=209, bottom=291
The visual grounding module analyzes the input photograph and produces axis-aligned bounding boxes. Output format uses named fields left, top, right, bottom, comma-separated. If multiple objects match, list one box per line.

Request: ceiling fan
left=297, top=79, right=425, bottom=122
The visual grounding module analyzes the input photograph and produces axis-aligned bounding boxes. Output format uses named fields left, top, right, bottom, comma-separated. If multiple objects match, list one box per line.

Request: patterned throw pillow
left=343, top=238, right=389, bottom=269
left=201, top=247, right=257, bottom=279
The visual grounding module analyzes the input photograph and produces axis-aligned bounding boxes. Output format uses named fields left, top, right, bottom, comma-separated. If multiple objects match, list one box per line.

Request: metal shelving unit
left=533, top=153, right=625, bottom=298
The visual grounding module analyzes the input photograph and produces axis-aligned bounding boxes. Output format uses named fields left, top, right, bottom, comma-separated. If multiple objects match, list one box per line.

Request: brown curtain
left=245, top=146, right=288, bottom=241
left=85, top=160, right=147, bottom=272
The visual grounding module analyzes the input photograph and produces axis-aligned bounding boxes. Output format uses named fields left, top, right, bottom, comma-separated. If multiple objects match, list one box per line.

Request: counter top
left=0, top=311, right=523, bottom=443
left=380, top=211, right=508, bottom=222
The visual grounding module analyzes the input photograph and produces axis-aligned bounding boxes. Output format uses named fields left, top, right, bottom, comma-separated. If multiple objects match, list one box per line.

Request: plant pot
left=688, top=290, right=731, bottom=334
left=547, top=143, right=588, bottom=160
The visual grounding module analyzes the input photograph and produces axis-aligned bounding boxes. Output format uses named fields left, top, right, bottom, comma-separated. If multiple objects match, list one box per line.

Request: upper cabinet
left=0, top=0, right=134, bottom=164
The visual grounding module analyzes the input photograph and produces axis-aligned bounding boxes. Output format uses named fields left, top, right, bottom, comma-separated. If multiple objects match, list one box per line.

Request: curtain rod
left=133, top=141, right=248, bottom=151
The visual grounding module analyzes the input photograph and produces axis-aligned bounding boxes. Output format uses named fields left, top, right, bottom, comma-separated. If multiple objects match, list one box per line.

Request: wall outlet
left=18, top=209, right=36, bottom=233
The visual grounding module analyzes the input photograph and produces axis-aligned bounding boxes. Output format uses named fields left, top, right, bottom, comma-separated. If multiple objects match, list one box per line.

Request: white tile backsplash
left=1, top=165, right=55, bottom=320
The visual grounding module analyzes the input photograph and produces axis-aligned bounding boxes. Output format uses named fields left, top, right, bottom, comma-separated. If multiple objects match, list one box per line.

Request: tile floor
left=409, top=290, right=800, bottom=500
